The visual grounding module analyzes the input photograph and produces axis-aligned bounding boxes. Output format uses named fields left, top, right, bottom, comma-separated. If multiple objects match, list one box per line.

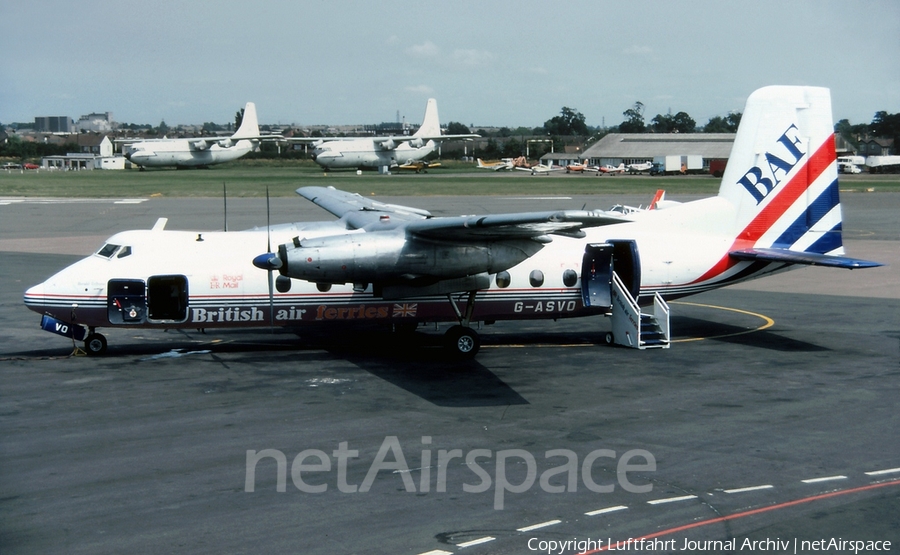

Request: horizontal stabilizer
left=730, top=248, right=883, bottom=269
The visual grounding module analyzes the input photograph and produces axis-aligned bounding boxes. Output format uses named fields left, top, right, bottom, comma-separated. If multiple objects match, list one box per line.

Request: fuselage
left=23, top=197, right=786, bottom=333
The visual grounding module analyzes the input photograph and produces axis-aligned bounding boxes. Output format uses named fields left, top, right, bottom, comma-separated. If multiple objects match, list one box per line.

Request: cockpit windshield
left=95, top=243, right=132, bottom=259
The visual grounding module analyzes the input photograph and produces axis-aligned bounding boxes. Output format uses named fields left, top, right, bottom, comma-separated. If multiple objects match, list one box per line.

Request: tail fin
left=718, top=86, right=880, bottom=269
left=232, top=102, right=260, bottom=140
left=413, top=99, right=441, bottom=138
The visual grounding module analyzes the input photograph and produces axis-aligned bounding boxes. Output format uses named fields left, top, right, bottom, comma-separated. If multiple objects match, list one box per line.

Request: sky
left=1, top=0, right=898, bottom=130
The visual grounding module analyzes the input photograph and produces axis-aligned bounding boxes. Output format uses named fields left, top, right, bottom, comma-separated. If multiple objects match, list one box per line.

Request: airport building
left=579, top=133, right=735, bottom=171
left=41, top=135, right=125, bottom=170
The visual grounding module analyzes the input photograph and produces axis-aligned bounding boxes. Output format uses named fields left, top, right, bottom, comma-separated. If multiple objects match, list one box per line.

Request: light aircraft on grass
left=565, top=160, right=593, bottom=173
left=476, top=158, right=515, bottom=171
left=627, top=161, right=653, bottom=174
left=598, top=163, right=626, bottom=175
left=396, top=160, right=441, bottom=173
left=294, top=99, right=478, bottom=171
left=25, top=86, right=881, bottom=358
left=118, top=102, right=276, bottom=169
left=516, top=162, right=564, bottom=175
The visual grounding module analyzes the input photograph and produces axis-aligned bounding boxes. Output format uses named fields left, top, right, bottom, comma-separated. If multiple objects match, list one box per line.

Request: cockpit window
left=96, top=243, right=132, bottom=259
left=96, top=243, right=121, bottom=258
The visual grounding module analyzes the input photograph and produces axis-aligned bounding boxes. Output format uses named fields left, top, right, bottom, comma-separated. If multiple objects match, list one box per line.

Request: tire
left=84, top=333, right=108, bottom=356
left=604, top=332, right=614, bottom=345
left=445, top=325, right=480, bottom=359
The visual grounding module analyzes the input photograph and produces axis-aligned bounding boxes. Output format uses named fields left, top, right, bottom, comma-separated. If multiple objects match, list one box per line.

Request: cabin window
left=495, top=271, right=511, bottom=288
left=529, top=270, right=544, bottom=287
left=562, top=269, right=578, bottom=287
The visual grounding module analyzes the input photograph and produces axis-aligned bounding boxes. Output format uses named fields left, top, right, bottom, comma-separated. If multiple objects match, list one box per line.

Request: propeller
left=251, top=186, right=283, bottom=327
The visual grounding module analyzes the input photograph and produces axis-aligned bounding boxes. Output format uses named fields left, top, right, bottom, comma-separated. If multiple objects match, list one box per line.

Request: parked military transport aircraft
left=118, top=102, right=275, bottom=169
left=295, top=99, right=478, bottom=171
left=25, top=86, right=881, bottom=358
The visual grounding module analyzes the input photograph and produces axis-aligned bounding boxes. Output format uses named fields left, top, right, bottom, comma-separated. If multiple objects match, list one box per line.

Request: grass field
left=1, top=159, right=898, bottom=198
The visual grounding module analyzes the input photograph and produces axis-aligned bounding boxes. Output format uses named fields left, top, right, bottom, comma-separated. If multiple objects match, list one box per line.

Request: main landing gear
left=444, top=291, right=481, bottom=359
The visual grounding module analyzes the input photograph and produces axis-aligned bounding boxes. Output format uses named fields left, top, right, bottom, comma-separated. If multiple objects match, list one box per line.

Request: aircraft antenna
left=223, top=182, right=228, bottom=232
left=266, top=186, right=275, bottom=328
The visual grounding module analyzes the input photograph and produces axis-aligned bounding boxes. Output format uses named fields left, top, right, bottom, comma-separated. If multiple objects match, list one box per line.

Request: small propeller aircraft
left=598, top=163, right=626, bottom=175
left=118, top=102, right=277, bottom=169
left=25, top=86, right=881, bottom=358
left=626, top=161, right=653, bottom=174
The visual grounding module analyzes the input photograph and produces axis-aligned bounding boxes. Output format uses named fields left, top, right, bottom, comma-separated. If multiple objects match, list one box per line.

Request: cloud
left=623, top=45, right=653, bottom=55
left=406, top=41, right=439, bottom=58
left=451, top=48, right=496, bottom=67
left=405, top=84, right=435, bottom=95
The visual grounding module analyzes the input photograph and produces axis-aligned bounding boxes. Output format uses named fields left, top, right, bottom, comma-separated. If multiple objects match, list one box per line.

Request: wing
left=297, top=186, right=630, bottom=240
left=406, top=210, right=629, bottom=241
left=297, top=186, right=432, bottom=229
left=287, top=133, right=478, bottom=145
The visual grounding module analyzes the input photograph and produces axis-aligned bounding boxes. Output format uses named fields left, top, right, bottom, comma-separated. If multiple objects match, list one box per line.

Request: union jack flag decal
left=392, top=303, right=418, bottom=317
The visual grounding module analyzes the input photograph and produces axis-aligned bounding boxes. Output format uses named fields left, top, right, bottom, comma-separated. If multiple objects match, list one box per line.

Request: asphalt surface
left=1, top=190, right=898, bottom=554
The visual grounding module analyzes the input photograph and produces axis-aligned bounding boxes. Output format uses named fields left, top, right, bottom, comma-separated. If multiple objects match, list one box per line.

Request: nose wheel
left=84, top=332, right=108, bottom=356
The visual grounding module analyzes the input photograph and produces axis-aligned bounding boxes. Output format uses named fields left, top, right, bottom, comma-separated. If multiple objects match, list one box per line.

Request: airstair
left=608, top=272, right=670, bottom=349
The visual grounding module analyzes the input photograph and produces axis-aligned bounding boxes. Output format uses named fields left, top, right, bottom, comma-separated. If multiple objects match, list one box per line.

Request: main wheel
left=84, top=333, right=108, bottom=356
left=444, top=325, right=480, bottom=359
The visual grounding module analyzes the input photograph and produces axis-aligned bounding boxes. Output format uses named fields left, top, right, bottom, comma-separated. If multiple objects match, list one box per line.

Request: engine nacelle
left=278, top=231, right=542, bottom=285
left=408, top=138, right=424, bottom=149
left=191, top=140, right=210, bottom=151
left=377, top=139, right=397, bottom=150
left=217, top=139, right=234, bottom=148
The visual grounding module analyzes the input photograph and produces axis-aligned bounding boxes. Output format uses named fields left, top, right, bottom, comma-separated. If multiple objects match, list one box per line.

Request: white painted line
left=418, top=551, right=453, bottom=555
left=585, top=505, right=628, bottom=516
left=865, top=467, right=900, bottom=476
left=517, top=519, right=562, bottom=532
left=801, top=475, right=848, bottom=484
left=647, top=494, right=698, bottom=505
left=457, top=536, right=495, bottom=548
left=502, top=197, right=573, bottom=201
left=724, top=484, right=774, bottom=494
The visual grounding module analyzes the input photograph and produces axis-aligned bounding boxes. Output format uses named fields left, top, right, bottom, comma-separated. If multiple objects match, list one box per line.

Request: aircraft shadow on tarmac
left=671, top=315, right=830, bottom=352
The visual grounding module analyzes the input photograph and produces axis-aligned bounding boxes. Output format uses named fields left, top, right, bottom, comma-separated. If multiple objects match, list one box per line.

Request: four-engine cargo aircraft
left=295, top=99, right=478, bottom=171
left=25, top=86, right=881, bottom=358
left=119, top=102, right=275, bottom=169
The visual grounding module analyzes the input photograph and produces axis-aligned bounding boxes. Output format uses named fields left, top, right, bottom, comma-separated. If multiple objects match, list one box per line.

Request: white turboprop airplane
left=119, top=102, right=275, bottom=169
left=297, top=99, right=478, bottom=171
left=626, top=161, right=653, bottom=174
left=25, top=86, right=881, bottom=358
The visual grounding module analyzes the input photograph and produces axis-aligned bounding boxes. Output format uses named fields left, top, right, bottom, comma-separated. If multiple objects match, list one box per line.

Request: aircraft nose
left=23, top=282, right=45, bottom=312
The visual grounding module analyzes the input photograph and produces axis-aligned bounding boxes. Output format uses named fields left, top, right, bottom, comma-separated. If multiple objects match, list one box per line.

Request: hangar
left=580, top=133, right=735, bottom=173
